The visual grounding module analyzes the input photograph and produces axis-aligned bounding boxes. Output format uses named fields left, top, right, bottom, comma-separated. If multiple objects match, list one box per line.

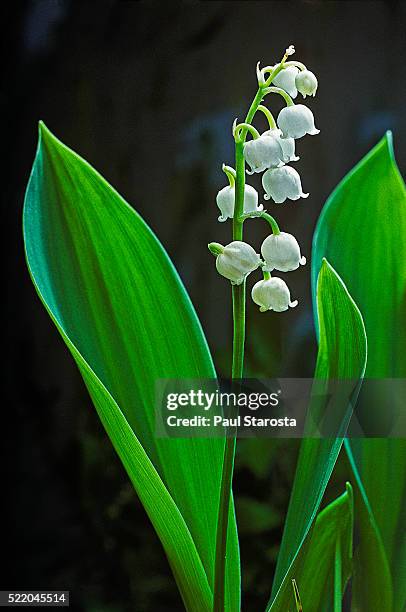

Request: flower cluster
left=209, top=46, right=319, bottom=313
left=209, top=232, right=305, bottom=312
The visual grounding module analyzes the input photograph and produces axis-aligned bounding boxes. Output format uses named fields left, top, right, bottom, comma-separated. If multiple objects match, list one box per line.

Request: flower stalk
left=241, top=211, right=280, bottom=235
left=213, top=97, right=261, bottom=612
left=211, top=45, right=318, bottom=611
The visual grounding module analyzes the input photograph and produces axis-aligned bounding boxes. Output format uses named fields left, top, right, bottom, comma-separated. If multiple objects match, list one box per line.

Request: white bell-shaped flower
left=262, top=166, right=309, bottom=204
left=271, top=65, right=300, bottom=98
left=277, top=104, right=320, bottom=139
left=252, top=277, right=298, bottom=312
left=243, top=134, right=285, bottom=175
left=261, top=232, right=306, bottom=272
left=263, top=128, right=299, bottom=163
left=216, top=184, right=262, bottom=222
left=216, top=241, right=261, bottom=285
left=295, top=70, right=318, bottom=98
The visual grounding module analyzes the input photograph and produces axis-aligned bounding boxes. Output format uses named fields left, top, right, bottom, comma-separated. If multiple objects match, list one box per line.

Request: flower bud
left=251, top=278, right=298, bottom=312
left=263, top=128, right=299, bottom=163
left=216, top=184, right=262, bottom=222
left=262, top=166, right=309, bottom=204
left=256, top=61, right=265, bottom=87
left=277, top=104, right=320, bottom=139
left=261, top=232, right=306, bottom=272
left=243, top=134, right=285, bottom=175
left=272, top=65, right=300, bottom=98
left=215, top=241, right=261, bottom=285
left=295, top=70, right=318, bottom=98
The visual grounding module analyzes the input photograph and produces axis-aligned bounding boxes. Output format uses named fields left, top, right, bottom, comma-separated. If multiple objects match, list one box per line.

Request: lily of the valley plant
left=26, top=38, right=405, bottom=612
left=209, top=45, right=319, bottom=611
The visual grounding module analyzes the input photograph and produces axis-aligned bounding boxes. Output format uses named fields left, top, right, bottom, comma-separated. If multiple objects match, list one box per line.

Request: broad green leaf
left=312, top=132, right=406, bottom=611
left=23, top=123, right=240, bottom=611
left=268, top=260, right=367, bottom=611
left=293, top=483, right=354, bottom=612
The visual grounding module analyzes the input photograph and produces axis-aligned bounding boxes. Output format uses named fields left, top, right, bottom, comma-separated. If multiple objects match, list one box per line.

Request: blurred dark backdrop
left=3, top=1, right=406, bottom=611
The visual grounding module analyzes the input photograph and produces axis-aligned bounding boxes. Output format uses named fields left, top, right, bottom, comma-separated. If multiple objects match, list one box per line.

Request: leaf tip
left=345, top=481, right=353, bottom=502
left=370, top=130, right=399, bottom=168
left=38, top=120, right=56, bottom=146
left=319, top=257, right=333, bottom=277
left=382, top=129, right=395, bottom=162
left=38, top=120, right=49, bottom=137
left=316, top=258, right=329, bottom=297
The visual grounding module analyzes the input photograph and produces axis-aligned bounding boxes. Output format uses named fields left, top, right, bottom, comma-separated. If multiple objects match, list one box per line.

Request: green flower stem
left=231, top=139, right=246, bottom=378
left=231, top=139, right=246, bottom=379
left=234, top=122, right=260, bottom=142
left=213, top=89, right=264, bottom=611
left=240, top=211, right=280, bottom=235
left=260, top=212, right=280, bottom=235
left=258, top=104, right=276, bottom=129
left=263, top=270, right=271, bottom=281
left=263, top=86, right=294, bottom=107
left=245, top=87, right=266, bottom=125
left=263, top=60, right=288, bottom=86
left=233, top=141, right=245, bottom=242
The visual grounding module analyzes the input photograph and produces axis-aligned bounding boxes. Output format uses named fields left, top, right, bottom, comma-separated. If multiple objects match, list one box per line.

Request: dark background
left=3, top=1, right=406, bottom=611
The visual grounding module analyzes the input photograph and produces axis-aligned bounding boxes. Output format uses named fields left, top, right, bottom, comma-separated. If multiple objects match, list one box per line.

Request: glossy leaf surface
left=23, top=123, right=240, bottom=611
left=312, top=132, right=406, bottom=611
left=296, top=483, right=354, bottom=611
left=268, top=260, right=367, bottom=611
